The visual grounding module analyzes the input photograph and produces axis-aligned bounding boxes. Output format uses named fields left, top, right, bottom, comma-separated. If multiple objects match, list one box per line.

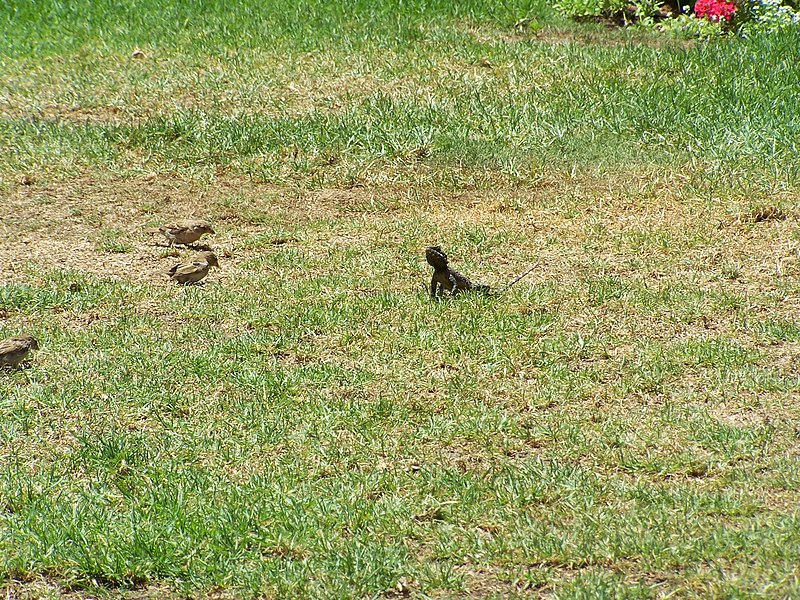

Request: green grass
left=2, top=1, right=799, bottom=191
left=2, top=0, right=800, bottom=598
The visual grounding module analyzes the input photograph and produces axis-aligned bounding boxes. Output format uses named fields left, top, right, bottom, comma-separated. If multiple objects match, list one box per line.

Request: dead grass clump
left=749, top=205, right=790, bottom=223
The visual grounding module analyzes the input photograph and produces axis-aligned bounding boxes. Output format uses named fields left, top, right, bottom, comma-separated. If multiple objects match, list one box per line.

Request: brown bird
left=167, top=251, right=220, bottom=284
left=0, top=334, right=39, bottom=368
left=158, top=221, right=215, bottom=247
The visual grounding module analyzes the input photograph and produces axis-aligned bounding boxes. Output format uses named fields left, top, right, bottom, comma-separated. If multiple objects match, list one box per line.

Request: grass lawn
left=2, top=0, right=800, bottom=597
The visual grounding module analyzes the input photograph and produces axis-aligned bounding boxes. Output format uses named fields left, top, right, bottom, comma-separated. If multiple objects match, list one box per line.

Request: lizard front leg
left=430, top=275, right=441, bottom=299
left=448, top=272, right=460, bottom=296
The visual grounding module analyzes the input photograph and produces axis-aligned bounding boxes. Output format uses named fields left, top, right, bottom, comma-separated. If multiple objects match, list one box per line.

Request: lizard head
left=425, top=245, right=449, bottom=269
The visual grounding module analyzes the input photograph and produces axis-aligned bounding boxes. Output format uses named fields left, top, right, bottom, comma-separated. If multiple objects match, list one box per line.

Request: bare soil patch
left=1, top=575, right=175, bottom=600
left=3, top=173, right=798, bottom=296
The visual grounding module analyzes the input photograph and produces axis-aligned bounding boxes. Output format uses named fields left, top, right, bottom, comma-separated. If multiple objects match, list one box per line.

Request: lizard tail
left=496, top=261, right=539, bottom=295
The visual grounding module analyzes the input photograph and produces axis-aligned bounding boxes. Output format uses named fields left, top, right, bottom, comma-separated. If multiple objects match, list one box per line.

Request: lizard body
left=425, top=245, right=490, bottom=299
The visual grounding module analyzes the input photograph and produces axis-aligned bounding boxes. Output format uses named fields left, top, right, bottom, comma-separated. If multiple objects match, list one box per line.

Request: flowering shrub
left=694, top=0, right=737, bottom=21
left=656, top=11, right=728, bottom=35
left=551, top=0, right=628, bottom=19
left=738, top=0, right=800, bottom=34
left=553, top=0, right=800, bottom=35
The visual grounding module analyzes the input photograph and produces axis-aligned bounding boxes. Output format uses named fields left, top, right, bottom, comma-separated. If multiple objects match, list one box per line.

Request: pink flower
left=694, top=0, right=737, bottom=21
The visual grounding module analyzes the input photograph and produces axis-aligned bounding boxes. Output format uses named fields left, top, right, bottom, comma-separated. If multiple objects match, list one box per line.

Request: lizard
left=425, top=245, right=490, bottom=299
left=425, top=245, right=537, bottom=300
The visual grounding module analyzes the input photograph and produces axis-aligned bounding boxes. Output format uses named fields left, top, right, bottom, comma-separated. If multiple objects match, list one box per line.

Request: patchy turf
left=2, top=1, right=800, bottom=598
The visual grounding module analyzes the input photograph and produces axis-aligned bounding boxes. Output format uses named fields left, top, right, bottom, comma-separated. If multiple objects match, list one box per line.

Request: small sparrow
left=158, top=221, right=215, bottom=247
left=168, top=251, right=220, bottom=284
left=0, top=334, right=39, bottom=368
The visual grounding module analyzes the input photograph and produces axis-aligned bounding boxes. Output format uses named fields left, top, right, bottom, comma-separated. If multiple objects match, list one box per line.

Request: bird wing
left=0, top=337, right=29, bottom=355
left=169, top=261, right=206, bottom=277
left=160, top=225, right=189, bottom=235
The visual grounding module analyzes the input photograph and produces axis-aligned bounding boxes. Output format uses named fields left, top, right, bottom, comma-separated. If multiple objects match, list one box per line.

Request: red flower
left=694, top=0, right=736, bottom=21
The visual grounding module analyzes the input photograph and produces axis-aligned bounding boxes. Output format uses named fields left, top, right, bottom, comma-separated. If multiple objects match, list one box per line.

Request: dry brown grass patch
left=1, top=576, right=176, bottom=600
left=3, top=172, right=799, bottom=342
